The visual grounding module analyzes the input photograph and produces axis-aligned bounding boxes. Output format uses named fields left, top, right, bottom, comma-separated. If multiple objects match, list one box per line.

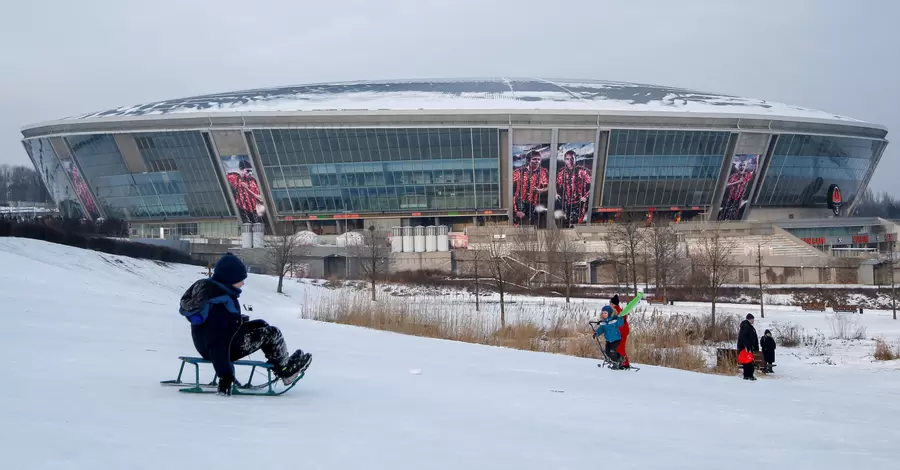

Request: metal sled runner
left=160, top=356, right=304, bottom=396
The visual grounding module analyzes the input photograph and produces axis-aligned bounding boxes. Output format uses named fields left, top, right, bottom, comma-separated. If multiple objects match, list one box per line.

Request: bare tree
left=483, top=223, right=513, bottom=328
left=544, top=227, right=584, bottom=304
left=648, top=224, right=682, bottom=301
left=690, top=225, right=738, bottom=329
left=509, top=226, right=550, bottom=288
left=352, top=226, right=391, bottom=301
left=606, top=218, right=644, bottom=295
left=756, top=242, right=766, bottom=319
left=0, top=164, right=53, bottom=204
left=267, top=222, right=310, bottom=294
left=467, top=246, right=490, bottom=312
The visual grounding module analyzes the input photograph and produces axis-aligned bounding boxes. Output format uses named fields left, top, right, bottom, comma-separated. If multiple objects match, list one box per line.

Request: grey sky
left=1, top=0, right=897, bottom=193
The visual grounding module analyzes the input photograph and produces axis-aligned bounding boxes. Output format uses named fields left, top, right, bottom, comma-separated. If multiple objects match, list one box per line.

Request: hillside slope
left=0, top=238, right=897, bottom=469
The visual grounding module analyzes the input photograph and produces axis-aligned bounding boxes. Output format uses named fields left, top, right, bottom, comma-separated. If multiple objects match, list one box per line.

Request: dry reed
left=301, top=294, right=737, bottom=373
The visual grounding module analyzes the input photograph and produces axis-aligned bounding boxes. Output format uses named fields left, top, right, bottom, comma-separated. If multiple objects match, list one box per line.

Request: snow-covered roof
left=65, top=78, right=866, bottom=124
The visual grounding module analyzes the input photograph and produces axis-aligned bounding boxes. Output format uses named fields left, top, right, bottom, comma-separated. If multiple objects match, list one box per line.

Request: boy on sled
left=179, top=253, right=312, bottom=396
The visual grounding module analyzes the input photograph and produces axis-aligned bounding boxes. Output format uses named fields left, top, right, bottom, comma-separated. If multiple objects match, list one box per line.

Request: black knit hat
left=746, top=313, right=755, bottom=320
left=213, top=253, right=248, bottom=285
left=611, top=294, right=620, bottom=306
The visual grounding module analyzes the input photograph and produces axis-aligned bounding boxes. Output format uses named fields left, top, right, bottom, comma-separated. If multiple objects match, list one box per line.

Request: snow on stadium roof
left=68, top=77, right=863, bottom=124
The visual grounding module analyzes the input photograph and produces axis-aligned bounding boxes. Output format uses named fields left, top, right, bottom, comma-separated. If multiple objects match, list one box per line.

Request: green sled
left=160, top=356, right=303, bottom=396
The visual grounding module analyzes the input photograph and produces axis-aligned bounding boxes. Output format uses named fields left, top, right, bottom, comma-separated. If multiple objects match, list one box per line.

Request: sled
left=160, top=356, right=304, bottom=396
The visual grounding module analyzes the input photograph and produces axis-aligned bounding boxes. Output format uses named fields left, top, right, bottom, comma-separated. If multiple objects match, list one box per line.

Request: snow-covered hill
left=1, top=238, right=898, bottom=469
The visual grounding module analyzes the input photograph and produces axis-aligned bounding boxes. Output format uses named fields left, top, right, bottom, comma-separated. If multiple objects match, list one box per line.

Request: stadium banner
left=220, top=154, right=271, bottom=228
left=59, top=158, right=101, bottom=220
left=554, top=142, right=594, bottom=228
left=23, top=139, right=90, bottom=220
left=717, top=153, right=759, bottom=221
left=511, top=143, right=551, bottom=227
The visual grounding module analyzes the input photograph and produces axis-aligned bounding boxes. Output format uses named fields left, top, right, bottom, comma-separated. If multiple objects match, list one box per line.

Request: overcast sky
left=1, top=0, right=897, bottom=193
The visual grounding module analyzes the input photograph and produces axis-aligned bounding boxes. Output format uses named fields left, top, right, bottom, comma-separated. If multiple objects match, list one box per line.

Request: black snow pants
left=606, top=340, right=622, bottom=363
left=742, top=362, right=755, bottom=379
left=230, top=319, right=291, bottom=368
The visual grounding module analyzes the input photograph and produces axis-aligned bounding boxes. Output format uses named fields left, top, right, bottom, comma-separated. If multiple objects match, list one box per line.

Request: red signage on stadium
left=827, top=184, right=843, bottom=216
left=853, top=235, right=870, bottom=244
left=802, top=237, right=826, bottom=245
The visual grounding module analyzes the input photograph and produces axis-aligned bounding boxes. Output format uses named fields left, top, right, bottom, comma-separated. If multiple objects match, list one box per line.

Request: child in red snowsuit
left=610, top=295, right=630, bottom=368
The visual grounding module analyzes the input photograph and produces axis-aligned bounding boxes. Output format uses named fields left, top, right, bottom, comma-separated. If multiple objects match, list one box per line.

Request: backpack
left=178, top=280, right=239, bottom=325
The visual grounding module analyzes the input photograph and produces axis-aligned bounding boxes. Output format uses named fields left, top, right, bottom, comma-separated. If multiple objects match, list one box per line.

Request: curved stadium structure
left=20, top=78, right=889, bottom=239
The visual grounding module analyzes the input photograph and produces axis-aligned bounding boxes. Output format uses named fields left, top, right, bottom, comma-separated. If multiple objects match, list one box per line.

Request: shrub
left=873, top=339, right=899, bottom=361
left=827, top=313, right=867, bottom=340
left=803, top=330, right=832, bottom=356
left=771, top=321, right=803, bottom=347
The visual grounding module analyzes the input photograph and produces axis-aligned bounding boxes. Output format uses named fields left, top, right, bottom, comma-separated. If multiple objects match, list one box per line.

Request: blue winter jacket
left=179, top=279, right=245, bottom=379
left=595, top=315, right=624, bottom=342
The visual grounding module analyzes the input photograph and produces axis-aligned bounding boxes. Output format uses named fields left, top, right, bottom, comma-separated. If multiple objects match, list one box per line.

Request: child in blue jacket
left=179, top=253, right=312, bottom=395
left=594, top=305, right=625, bottom=368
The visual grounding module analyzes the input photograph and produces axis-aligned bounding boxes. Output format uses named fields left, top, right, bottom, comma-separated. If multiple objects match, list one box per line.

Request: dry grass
left=301, top=295, right=740, bottom=374
left=873, top=339, right=899, bottom=361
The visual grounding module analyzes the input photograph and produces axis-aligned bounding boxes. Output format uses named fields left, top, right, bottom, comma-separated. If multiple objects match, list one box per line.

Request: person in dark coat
left=737, top=313, right=759, bottom=380
left=760, top=329, right=776, bottom=374
left=179, top=253, right=312, bottom=395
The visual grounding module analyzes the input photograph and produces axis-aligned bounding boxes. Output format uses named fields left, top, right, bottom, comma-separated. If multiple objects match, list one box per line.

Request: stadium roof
left=62, top=78, right=868, bottom=125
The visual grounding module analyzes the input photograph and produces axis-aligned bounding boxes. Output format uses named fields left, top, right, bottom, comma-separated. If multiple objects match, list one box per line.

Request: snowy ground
left=1, top=237, right=899, bottom=469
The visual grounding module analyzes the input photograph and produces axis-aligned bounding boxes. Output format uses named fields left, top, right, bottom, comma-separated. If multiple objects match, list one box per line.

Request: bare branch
left=689, top=225, right=739, bottom=328
left=267, top=222, right=311, bottom=294
left=349, top=226, right=391, bottom=301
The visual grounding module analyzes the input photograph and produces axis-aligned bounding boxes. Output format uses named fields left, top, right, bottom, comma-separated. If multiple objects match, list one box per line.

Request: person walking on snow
left=594, top=306, right=626, bottom=369
left=179, top=253, right=312, bottom=396
left=760, top=329, right=776, bottom=374
left=610, top=295, right=631, bottom=369
left=737, top=313, right=760, bottom=380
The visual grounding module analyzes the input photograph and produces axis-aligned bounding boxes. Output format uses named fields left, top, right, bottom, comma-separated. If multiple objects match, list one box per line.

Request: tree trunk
left=892, top=267, right=896, bottom=320
left=498, top=272, right=506, bottom=328
left=371, top=278, right=376, bottom=302
left=631, top=253, right=638, bottom=295
left=758, top=261, right=765, bottom=319
left=277, top=274, right=284, bottom=294
left=474, top=261, right=480, bottom=312
left=565, top=278, right=571, bottom=304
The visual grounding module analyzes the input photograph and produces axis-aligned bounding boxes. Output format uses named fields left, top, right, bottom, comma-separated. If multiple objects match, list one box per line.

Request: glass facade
left=755, top=134, right=881, bottom=207
left=602, top=130, right=730, bottom=207
left=133, top=132, right=232, bottom=218
left=23, top=138, right=87, bottom=219
left=66, top=132, right=232, bottom=219
left=251, top=128, right=500, bottom=214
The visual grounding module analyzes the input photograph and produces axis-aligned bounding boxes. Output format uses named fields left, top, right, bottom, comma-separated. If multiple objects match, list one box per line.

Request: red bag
left=737, top=350, right=754, bottom=365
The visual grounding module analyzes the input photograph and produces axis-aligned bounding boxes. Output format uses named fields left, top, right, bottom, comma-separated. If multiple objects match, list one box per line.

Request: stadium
left=18, top=78, right=897, bottom=284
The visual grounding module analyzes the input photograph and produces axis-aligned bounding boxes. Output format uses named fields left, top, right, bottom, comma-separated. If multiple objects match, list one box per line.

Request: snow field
left=1, top=237, right=898, bottom=469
